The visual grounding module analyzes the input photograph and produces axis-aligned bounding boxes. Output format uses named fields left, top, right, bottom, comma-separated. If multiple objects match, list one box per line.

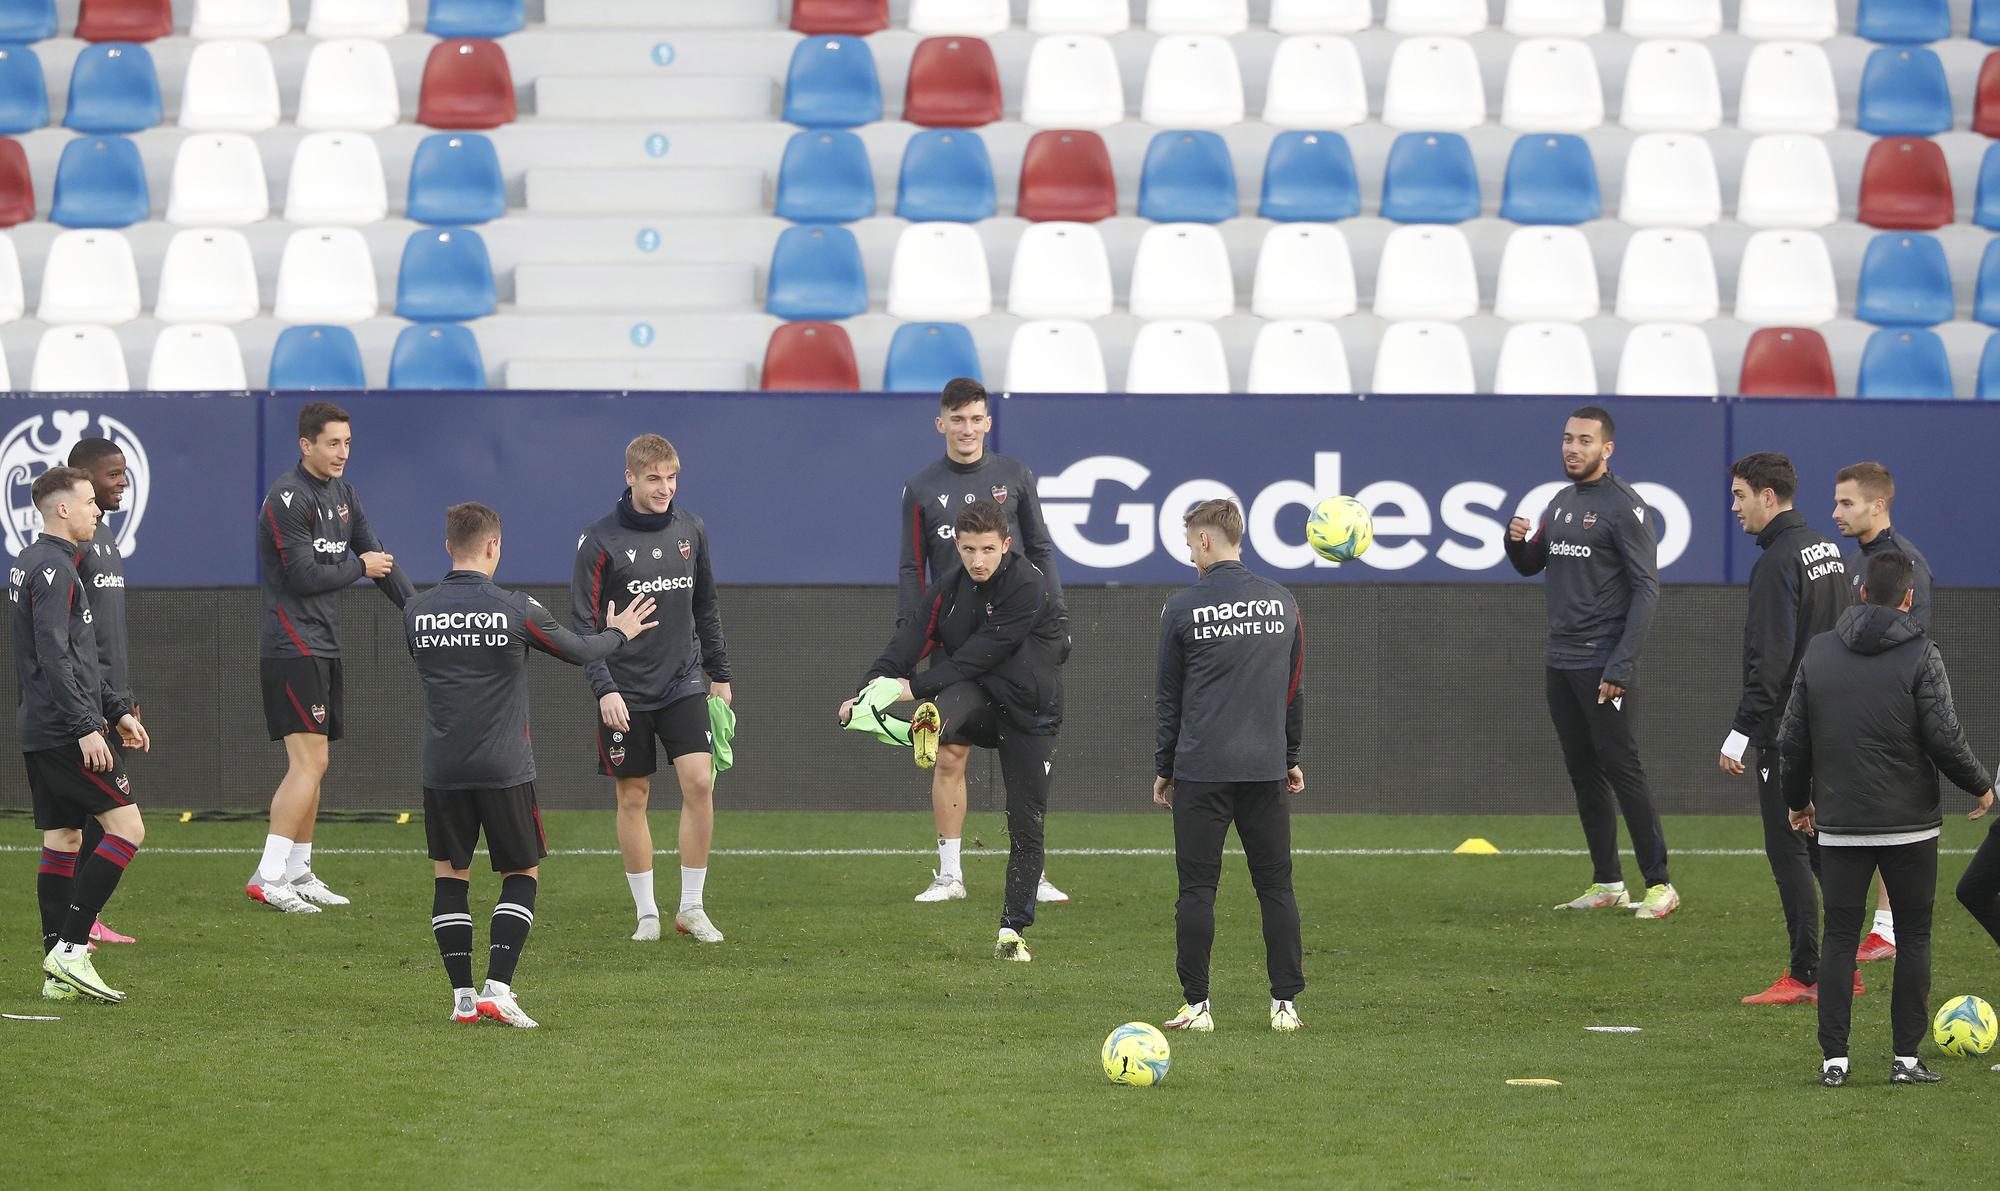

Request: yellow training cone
left=1454, top=838, right=1500, bottom=855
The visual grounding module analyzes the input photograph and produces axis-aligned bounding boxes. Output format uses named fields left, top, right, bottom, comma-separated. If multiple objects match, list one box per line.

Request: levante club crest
left=1, top=409, right=151, bottom=560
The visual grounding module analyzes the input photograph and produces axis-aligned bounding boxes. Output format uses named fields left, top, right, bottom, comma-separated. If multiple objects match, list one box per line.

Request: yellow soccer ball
left=1102, top=1021, right=1171, bottom=1086
left=1932, top=994, right=1998, bottom=1057
left=1306, top=495, right=1374, bottom=563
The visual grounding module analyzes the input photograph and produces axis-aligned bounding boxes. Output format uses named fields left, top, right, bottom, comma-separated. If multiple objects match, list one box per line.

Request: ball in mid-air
left=1102, top=1022, right=1171, bottom=1086
left=1306, top=495, right=1373, bottom=563
left=1932, top=994, right=1998, bottom=1057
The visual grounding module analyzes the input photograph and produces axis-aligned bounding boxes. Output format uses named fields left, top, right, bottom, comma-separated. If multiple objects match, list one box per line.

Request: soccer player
left=67, top=435, right=139, bottom=947
left=897, top=378, right=1069, bottom=906
left=408, top=503, right=658, bottom=1028
left=250, top=401, right=414, bottom=913
left=1153, top=500, right=1307, bottom=1034
left=1720, top=453, right=1851, bottom=1006
left=1832, top=461, right=1934, bottom=964
left=1505, top=407, right=1677, bottom=920
left=571, top=434, right=733, bottom=944
left=12, top=467, right=151, bottom=1003
left=841, top=501, right=1066, bottom=961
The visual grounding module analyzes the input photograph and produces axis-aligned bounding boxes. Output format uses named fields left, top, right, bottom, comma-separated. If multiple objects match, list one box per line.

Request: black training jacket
left=257, top=462, right=414, bottom=658
left=899, top=451, right=1064, bottom=627
left=76, top=523, right=131, bottom=709
left=865, top=553, right=1065, bottom=735
left=1154, top=559, right=1304, bottom=783
left=570, top=492, right=730, bottom=712
left=1503, top=470, right=1659, bottom=687
left=1732, top=510, right=1850, bottom=747
left=10, top=532, right=132, bottom=751
left=1845, top=527, right=1933, bottom=633
left=1778, top=604, right=1992, bottom=836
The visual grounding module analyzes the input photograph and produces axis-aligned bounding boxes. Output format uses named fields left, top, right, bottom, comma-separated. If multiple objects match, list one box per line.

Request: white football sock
left=679, top=866, right=707, bottom=912
left=257, top=834, right=294, bottom=885
left=626, top=870, right=658, bottom=920
left=285, top=841, right=313, bottom=882
left=1823, top=1057, right=1848, bottom=1072
left=1873, top=910, right=1896, bottom=944
left=1602, top=881, right=1626, bottom=892
left=1896, top=1055, right=1918, bottom=1068
left=938, top=837, right=962, bottom=881
left=1272, top=999, right=1294, bottom=1014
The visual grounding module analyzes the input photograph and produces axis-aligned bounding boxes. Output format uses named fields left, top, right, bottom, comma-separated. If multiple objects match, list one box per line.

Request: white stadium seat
left=1247, top=320, right=1352, bottom=394
left=155, top=228, right=260, bottom=324
left=1503, top=0, right=1605, bottom=36
left=1147, top=0, right=1248, bottom=35
left=179, top=39, right=280, bottom=131
left=273, top=227, right=378, bottom=324
left=1269, top=0, right=1371, bottom=33
left=1262, top=36, right=1367, bottom=129
left=166, top=134, right=269, bottom=226
left=1734, top=229, right=1837, bottom=327
left=1141, top=35, right=1245, bottom=129
left=1372, top=224, right=1478, bottom=321
left=32, top=326, right=129, bottom=392
left=1008, top=222, right=1114, bottom=320
left=1494, top=322, right=1598, bottom=395
left=1737, top=42, right=1839, bottom=135
left=1501, top=38, right=1604, bottom=133
left=1251, top=224, right=1356, bottom=320
left=0, top=340, right=10, bottom=386
left=1126, top=321, right=1230, bottom=393
left=148, top=324, right=248, bottom=390
left=907, top=0, right=1011, bottom=36
left=1022, top=35, right=1125, bottom=131
left=284, top=132, right=388, bottom=226
left=1386, top=0, right=1487, bottom=35
left=1493, top=226, right=1599, bottom=322
left=1006, top=320, right=1108, bottom=392
left=887, top=223, right=993, bottom=321
left=1129, top=223, right=1236, bottom=321
left=306, top=0, right=408, bottom=38
left=1615, top=323, right=1718, bottom=397
left=1614, top=229, right=1719, bottom=323
left=1738, top=0, right=1837, bottom=41
left=1618, top=134, right=1721, bottom=228
left=1621, top=0, right=1721, bottom=38
left=297, top=39, right=400, bottom=132
left=191, top=0, right=291, bottom=39
left=1735, top=134, right=1839, bottom=228
left=0, top=233, right=23, bottom=323
left=39, top=230, right=141, bottom=326
left=1619, top=41, right=1721, bottom=133
left=1026, top=0, right=1128, bottom=35
left=1372, top=320, right=1475, bottom=394
left=1383, top=37, right=1485, bottom=131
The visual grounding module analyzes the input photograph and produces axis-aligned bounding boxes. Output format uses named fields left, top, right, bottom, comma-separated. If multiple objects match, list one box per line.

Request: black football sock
left=39, top=846, right=78, bottom=954
left=432, top=877, right=474, bottom=990
left=59, top=834, right=137, bottom=946
left=486, top=874, right=537, bottom=988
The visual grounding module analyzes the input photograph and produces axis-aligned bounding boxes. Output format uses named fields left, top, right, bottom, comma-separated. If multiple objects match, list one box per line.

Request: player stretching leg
left=69, top=436, right=139, bottom=946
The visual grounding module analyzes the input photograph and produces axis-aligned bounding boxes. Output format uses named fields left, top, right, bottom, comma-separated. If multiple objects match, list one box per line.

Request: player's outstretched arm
left=263, top=494, right=365, bottom=596
left=349, top=491, right=415, bottom=608
left=520, top=592, right=655, bottom=667
left=1504, top=514, right=1548, bottom=576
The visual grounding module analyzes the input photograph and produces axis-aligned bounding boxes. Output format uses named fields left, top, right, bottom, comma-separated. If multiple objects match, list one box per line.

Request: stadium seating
left=1125, top=320, right=1230, bottom=394
left=166, top=134, right=268, bottom=225
left=298, top=39, right=400, bottom=131
left=1149, top=0, right=1251, bottom=35
left=904, top=36, right=1002, bottom=128
left=1858, top=138, right=1955, bottom=230
left=1007, top=222, right=1114, bottom=319
left=1382, top=37, right=1486, bottom=130
left=1270, top=0, right=1372, bottom=34
left=761, top=321, right=860, bottom=390
left=1380, top=132, right=1480, bottom=224
left=1856, top=0, right=1949, bottom=46
left=426, top=0, right=526, bottom=39
left=1736, top=327, right=1837, bottom=398
left=1493, top=321, right=1598, bottom=395
left=1246, top=319, right=1351, bottom=393
left=419, top=40, right=517, bottom=129
left=407, top=134, right=506, bottom=225
left=1137, top=131, right=1238, bottom=223
left=1735, top=135, right=1838, bottom=228
left=1614, top=229, right=1718, bottom=323
left=1976, top=54, right=2000, bottom=140
left=396, top=228, right=497, bottom=321
left=1855, top=233, right=1954, bottom=327
left=908, top=1, right=1010, bottom=38
left=1500, top=38, right=1603, bottom=133
left=1619, top=134, right=1720, bottom=227
left=1733, top=230, right=1837, bottom=327
left=1129, top=223, right=1235, bottom=320
left=1373, top=225, right=1478, bottom=321
left=767, top=224, right=868, bottom=320
left=274, top=227, right=378, bottom=324
left=148, top=324, right=249, bottom=390
left=1615, top=323, right=1718, bottom=397
left=179, top=39, right=282, bottom=132
left=1980, top=335, right=2000, bottom=399
left=1259, top=131, right=1360, bottom=222
left=0, top=0, right=56, bottom=43
left=306, top=0, right=410, bottom=38
left=1976, top=144, right=2000, bottom=229
left=1621, top=0, right=1720, bottom=38
left=1251, top=224, right=1357, bottom=320
left=1262, top=35, right=1367, bottom=129
left=268, top=324, right=366, bottom=389
left=284, top=132, right=388, bottom=225
left=389, top=323, right=488, bottom=389
left=1022, top=34, right=1123, bottom=130
left=1856, top=328, right=1953, bottom=399
left=1738, top=1, right=1837, bottom=41
left=1493, top=226, right=1599, bottom=321
left=1980, top=0, right=2000, bottom=45
left=1017, top=130, right=1117, bottom=222
left=896, top=130, right=994, bottom=222
left=0, top=46, right=50, bottom=134
left=77, top=0, right=173, bottom=42
left=1371, top=320, right=1475, bottom=393
left=883, top=321, right=982, bottom=391
left=783, top=36, right=883, bottom=129
left=39, top=229, right=141, bottom=325
left=155, top=228, right=260, bottom=324
left=1388, top=0, right=1487, bottom=36
left=886, top=222, right=991, bottom=321
left=1737, top=41, right=1838, bottom=134
left=791, top=0, right=888, bottom=35
left=192, top=1, right=290, bottom=40
left=32, top=325, right=130, bottom=391
left=1619, top=40, right=1721, bottom=133
left=0, top=235, right=25, bottom=321
left=1027, top=0, right=1128, bottom=36
left=1857, top=48, right=1954, bottom=137
left=50, top=136, right=150, bottom=229
left=1974, top=239, right=2000, bottom=326
left=775, top=130, right=876, bottom=223
left=1142, top=35, right=1245, bottom=129
left=1005, top=320, right=1107, bottom=392
left=0, top=139, right=34, bottom=226
left=1503, top=0, right=1605, bottom=37
left=1498, top=135, right=1600, bottom=224
left=64, top=43, right=162, bottom=134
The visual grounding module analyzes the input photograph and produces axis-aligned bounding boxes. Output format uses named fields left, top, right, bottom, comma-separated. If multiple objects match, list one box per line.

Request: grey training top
left=1156, top=560, right=1305, bottom=784
left=898, top=452, right=1064, bottom=627
left=569, top=500, right=730, bottom=712
left=258, top=461, right=414, bottom=658
left=1503, top=470, right=1661, bottom=687
left=1845, top=527, right=1933, bottom=633
left=11, top=532, right=132, bottom=752
left=77, top=522, right=131, bottom=708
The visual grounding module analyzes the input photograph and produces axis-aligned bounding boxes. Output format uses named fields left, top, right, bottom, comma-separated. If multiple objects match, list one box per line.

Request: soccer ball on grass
left=1932, top=994, right=1998, bottom=1057
left=1102, top=1022, right=1171, bottom=1086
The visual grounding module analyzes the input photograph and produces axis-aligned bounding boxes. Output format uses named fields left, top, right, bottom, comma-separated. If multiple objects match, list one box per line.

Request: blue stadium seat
left=1499, top=134, right=1600, bottom=224
left=774, top=129, right=876, bottom=223
left=49, top=135, right=147, bottom=228
left=425, top=0, right=525, bottom=38
left=1857, top=47, right=1953, bottom=136
left=1979, top=0, right=2000, bottom=45
left=1979, top=333, right=2000, bottom=398
left=767, top=223, right=868, bottom=320
left=0, top=0, right=56, bottom=43
left=884, top=322, right=982, bottom=392
left=395, top=227, right=497, bottom=321
left=1137, top=130, right=1238, bottom=223
left=1855, top=233, right=1954, bottom=327
left=0, top=45, right=49, bottom=135
left=1857, top=0, right=1949, bottom=45
left=406, top=133, right=505, bottom=225
left=62, top=42, right=161, bottom=134
left=895, top=129, right=996, bottom=223
left=269, top=325, right=366, bottom=390
left=1976, top=239, right=2000, bottom=327
left=1975, top=144, right=2000, bottom=230
left=781, top=35, right=883, bottom=129
left=1857, top=328, right=1953, bottom=399
left=1381, top=131, right=1480, bottom=224
left=389, top=323, right=488, bottom=389
left=1258, top=130, right=1359, bottom=222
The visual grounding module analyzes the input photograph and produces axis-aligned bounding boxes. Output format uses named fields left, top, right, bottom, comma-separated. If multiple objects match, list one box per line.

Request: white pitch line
left=0, top=845, right=1983, bottom=858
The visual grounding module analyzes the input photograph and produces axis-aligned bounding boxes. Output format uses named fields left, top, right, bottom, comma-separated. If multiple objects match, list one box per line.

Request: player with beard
left=1506, top=407, right=1678, bottom=921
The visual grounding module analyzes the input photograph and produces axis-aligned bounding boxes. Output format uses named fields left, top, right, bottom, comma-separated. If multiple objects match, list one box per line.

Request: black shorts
left=425, top=782, right=548, bottom=872
left=596, top=693, right=710, bottom=778
left=25, top=739, right=134, bottom=830
left=261, top=656, right=343, bottom=742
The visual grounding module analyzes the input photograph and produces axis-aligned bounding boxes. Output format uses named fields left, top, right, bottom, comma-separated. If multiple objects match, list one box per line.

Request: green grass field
left=4, top=810, right=1997, bottom=1188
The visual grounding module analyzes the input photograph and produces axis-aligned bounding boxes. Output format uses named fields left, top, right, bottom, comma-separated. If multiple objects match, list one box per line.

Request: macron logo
left=280, top=491, right=293, bottom=508
left=938, top=495, right=949, bottom=509
left=1611, top=697, right=1624, bottom=711
left=41, top=568, right=54, bottom=585
left=625, top=549, right=637, bottom=563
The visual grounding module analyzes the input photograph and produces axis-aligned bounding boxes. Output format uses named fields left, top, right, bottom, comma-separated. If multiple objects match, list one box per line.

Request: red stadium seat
left=76, top=0, right=172, bottom=41
left=1858, top=136, right=1954, bottom=229
left=1737, top=327, right=1836, bottom=397
left=1975, top=52, right=2000, bottom=137
left=1017, top=130, right=1117, bottom=222
left=762, top=322, right=860, bottom=391
left=791, top=0, right=889, bottom=35
left=0, top=138, right=32, bottom=226
left=417, top=40, right=517, bottom=130
left=904, top=37, right=1002, bottom=128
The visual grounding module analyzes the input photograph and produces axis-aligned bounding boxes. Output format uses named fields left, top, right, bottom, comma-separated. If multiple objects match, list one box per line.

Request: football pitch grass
left=4, top=811, right=1997, bottom=1188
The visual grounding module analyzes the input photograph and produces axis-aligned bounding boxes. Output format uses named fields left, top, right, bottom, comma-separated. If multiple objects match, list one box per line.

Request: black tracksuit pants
left=1957, top=818, right=2000, bottom=948
left=1757, top=745, right=1821, bottom=982
left=1818, top=839, right=1937, bottom=1061
left=1171, top=779, right=1304, bottom=1004
left=1545, top=667, right=1671, bottom=888
left=932, top=681, right=1054, bottom=934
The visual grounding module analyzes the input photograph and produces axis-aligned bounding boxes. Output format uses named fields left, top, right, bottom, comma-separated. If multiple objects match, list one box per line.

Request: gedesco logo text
left=1036, top=453, right=1691, bottom=572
